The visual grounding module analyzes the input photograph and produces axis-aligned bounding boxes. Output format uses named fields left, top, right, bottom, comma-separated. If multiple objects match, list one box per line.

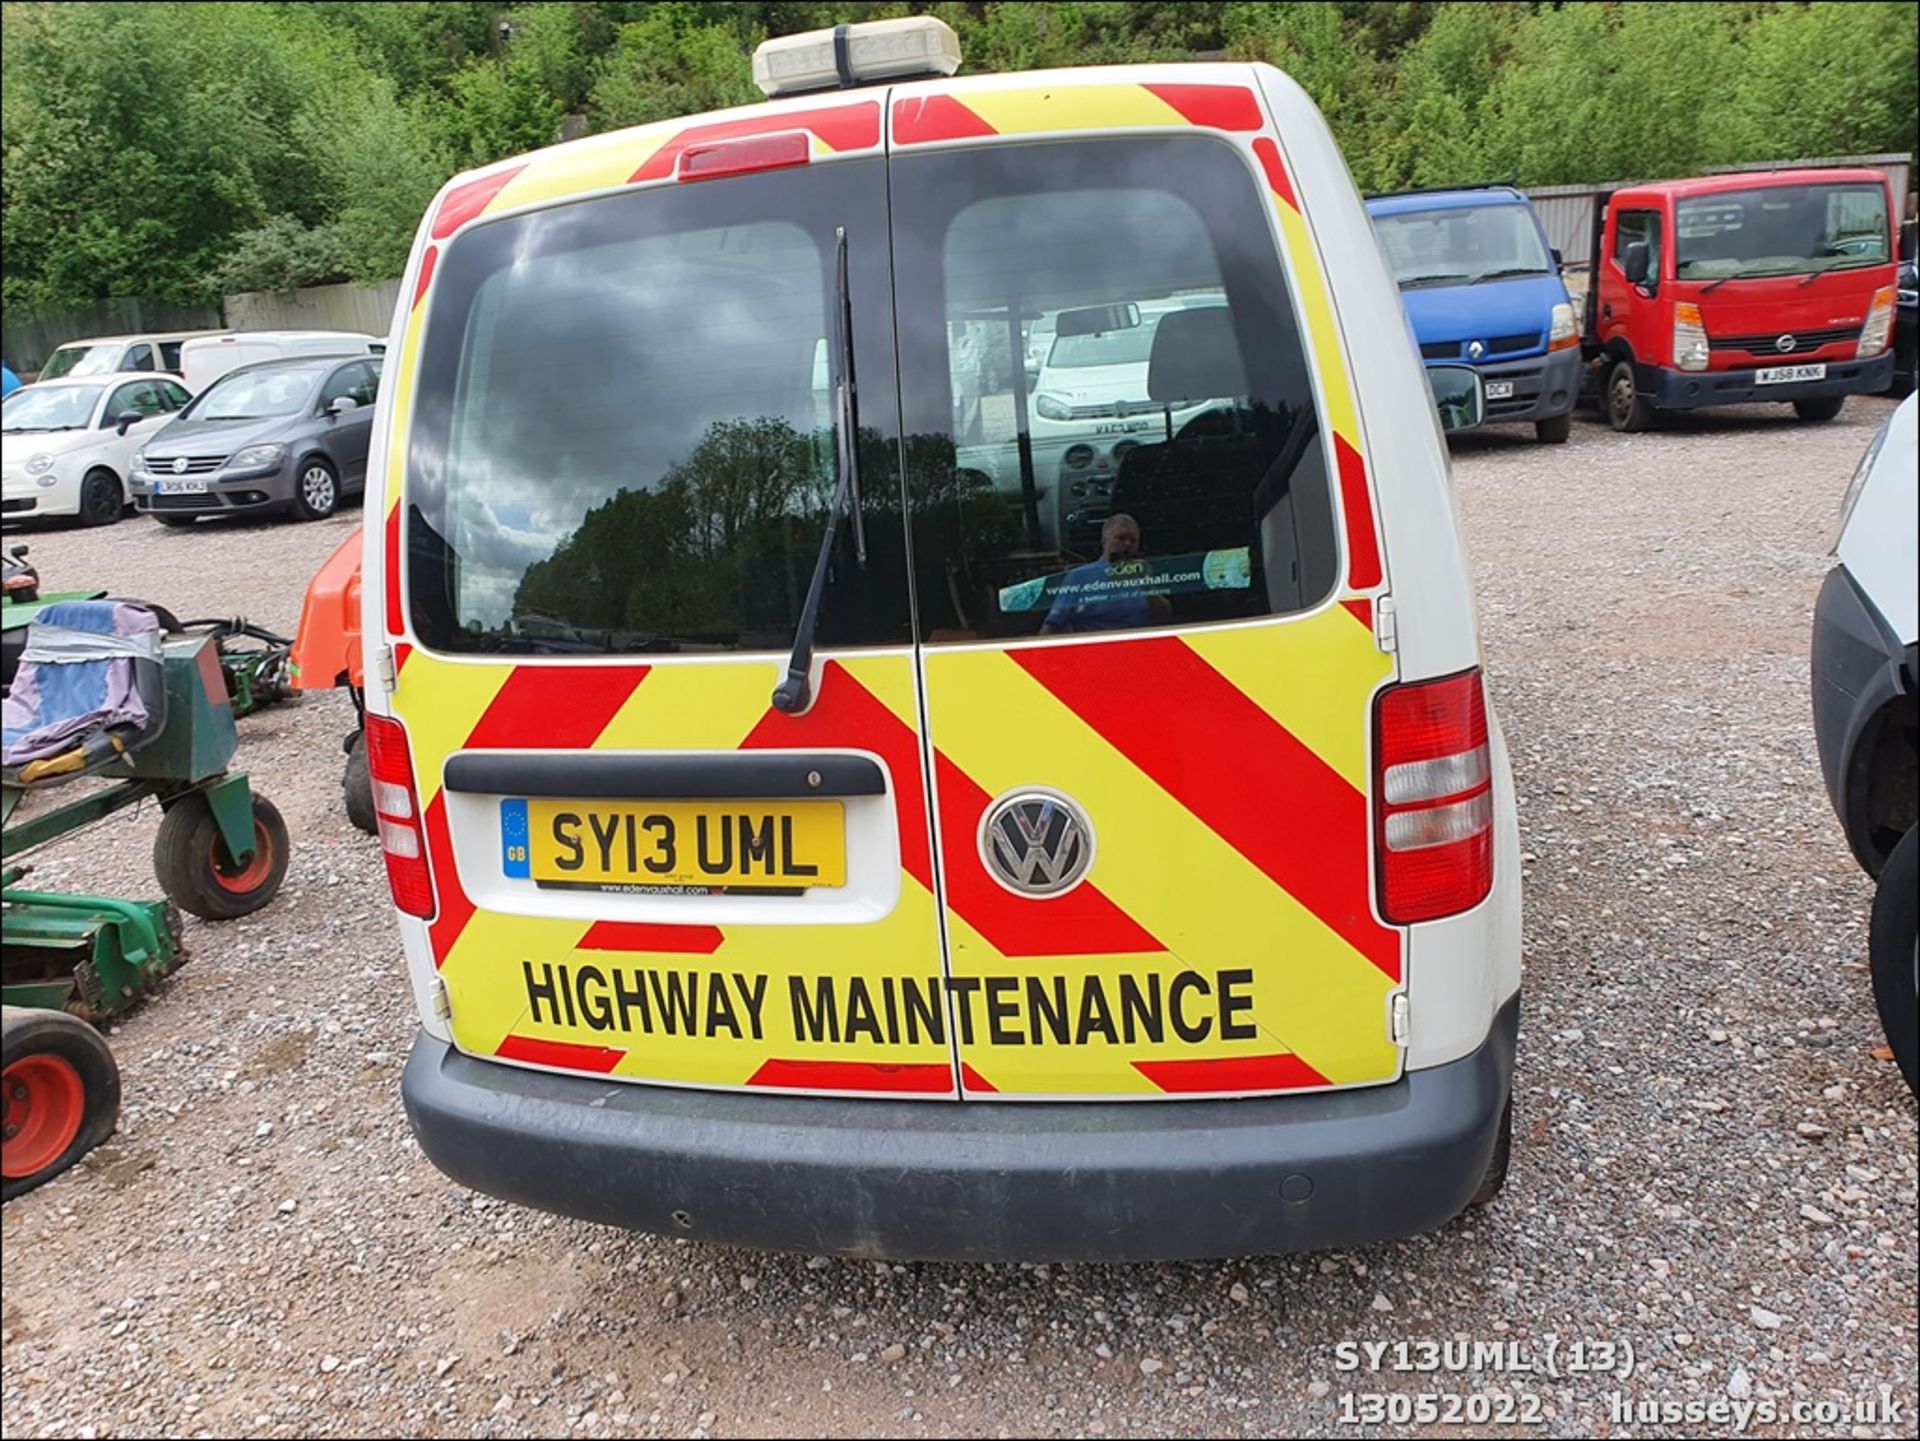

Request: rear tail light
left=1673, top=302, right=1709, bottom=371
left=363, top=713, right=436, bottom=917
left=1374, top=669, right=1494, bottom=924
left=1858, top=285, right=1896, bottom=357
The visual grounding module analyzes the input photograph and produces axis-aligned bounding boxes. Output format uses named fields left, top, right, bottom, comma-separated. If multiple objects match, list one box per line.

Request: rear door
left=889, top=93, right=1404, bottom=1098
left=388, top=143, right=962, bottom=1096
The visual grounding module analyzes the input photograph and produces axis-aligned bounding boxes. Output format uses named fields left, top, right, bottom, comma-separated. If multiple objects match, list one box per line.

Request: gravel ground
left=3, top=401, right=1915, bottom=1440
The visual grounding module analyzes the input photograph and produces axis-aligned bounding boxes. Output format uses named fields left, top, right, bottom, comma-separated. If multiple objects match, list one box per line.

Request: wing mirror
left=1427, top=365, right=1484, bottom=434
left=327, top=396, right=360, bottom=417
left=114, top=410, right=145, bottom=435
left=1621, top=240, right=1652, bottom=288
left=1549, top=246, right=1564, bottom=271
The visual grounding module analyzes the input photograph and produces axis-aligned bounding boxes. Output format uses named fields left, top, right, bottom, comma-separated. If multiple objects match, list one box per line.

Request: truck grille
left=1708, top=327, right=1858, bottom=355
left=1419, top=333, right=1542, bottom=361
left=143, top=454, right=227, bottom=474
left=1059, top=399, right=1163, bottom=421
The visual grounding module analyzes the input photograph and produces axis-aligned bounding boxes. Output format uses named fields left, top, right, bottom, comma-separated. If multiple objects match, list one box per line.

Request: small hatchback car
left=364, top=16, right=1523, bottom=1261
left=134, top=354, right=383, bottom=523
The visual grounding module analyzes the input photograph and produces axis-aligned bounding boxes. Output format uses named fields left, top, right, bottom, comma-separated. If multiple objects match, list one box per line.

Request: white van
left=180, top=330, right=381, bottom=394
left=363, top=15, right=1521, bottom=1262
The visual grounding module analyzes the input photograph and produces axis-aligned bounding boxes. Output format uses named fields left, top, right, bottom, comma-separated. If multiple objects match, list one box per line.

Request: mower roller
left=3, top=592, right=292, bottom=1200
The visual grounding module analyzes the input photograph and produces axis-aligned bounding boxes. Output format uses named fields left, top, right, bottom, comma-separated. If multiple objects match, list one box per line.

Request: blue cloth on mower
left=2, top=601, right=160, bottom=767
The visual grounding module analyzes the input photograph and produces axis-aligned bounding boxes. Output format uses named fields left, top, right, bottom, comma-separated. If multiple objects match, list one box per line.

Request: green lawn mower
left=3, top=579, right=292, bottom=1200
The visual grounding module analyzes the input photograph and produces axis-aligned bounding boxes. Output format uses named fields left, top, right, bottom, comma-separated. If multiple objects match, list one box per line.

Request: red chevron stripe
left=463, top=666, right=649, bottom=750
left=891, top=93, right=996, bottom=145
left=1251, top=136, right=1299, bottom=210
left=630, top=101, right=880, bottom=183
left=1335, top=434, right=1382, bottom=591
left=577, top=921, right=723, bottom=955
left=1010, top=638, right=1401, bottom=979
left=1341, top=597, right=1371, bottom=628
left=496, top=1033, right=625, bottom=1073
left=432, top=164, right=527, bottom=240
left=411, top=245, right=437, bottom=310
left=739, top=661, right=933, bottom=885
left=383, top=505, right=403, bottom=637
left=746, top=1058, right=953, bottom=1094
left=932, top=752, right=1165, bottom=958
left=1143, top=83, right=1265, bottom=132
left=1133, top=1051, right=1329, bottom=1093
left=422, top=789, right=473, bottom=966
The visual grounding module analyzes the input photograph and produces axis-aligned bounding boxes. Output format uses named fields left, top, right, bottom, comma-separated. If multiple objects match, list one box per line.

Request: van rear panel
left=377, top=68, right=1407, bottom=1103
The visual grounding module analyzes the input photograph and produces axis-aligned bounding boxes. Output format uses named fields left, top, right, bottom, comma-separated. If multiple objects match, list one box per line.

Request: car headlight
left=1032, top=393, right=1074, bottom=422
left=1548, top=301, right=1578, bottom=351
left=230, top=443, right=287, bottom=469
left=25, top=452, right=55, bottom=475
left=1833, top=412, right=1892, bottom=552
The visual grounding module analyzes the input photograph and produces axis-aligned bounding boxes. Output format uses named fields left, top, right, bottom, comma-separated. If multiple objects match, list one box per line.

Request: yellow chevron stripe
left=1182, top=610, right=1391, bottom=790
left=483, top=128, right=676, bottom=216
left=1274, top=199, right=1361, bottom=449
left=393, top=655, right=512, bottom=804
left=960, top=84, right=1188, bottom=136
left=925, top=648, right=1397, bottom=1088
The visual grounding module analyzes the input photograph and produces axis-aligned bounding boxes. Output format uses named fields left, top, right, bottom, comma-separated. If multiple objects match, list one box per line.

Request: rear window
left=405, top=160, right=905, bottom=656
left=891, top=136, right=1339, bottom=641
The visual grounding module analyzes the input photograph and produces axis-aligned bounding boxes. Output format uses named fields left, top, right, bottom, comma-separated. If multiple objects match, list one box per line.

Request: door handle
left=1602, top=303, right=1612, bottom=319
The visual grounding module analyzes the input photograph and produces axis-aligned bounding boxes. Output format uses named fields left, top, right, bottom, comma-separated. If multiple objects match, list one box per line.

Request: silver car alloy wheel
left=301, top=465, right=335, bottom=513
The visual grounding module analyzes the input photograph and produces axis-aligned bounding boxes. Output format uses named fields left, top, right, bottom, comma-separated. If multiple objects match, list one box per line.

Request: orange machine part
left=289, top=527, right=365, bottom=690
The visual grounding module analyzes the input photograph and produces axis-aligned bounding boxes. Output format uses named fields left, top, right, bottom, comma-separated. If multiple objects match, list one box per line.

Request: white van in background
left=180, top=330, right=381, bottom=394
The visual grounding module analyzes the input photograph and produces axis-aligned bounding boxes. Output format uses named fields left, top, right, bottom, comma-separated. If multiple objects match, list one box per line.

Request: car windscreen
left=403, top=159, right=905, bottom=656
left=1372, top=204, right=1553, bottom=288
left=185, top=368, right=317, bottom=421
left=1046, top=321, right=1161, bottom=370
left=2, top=384, right=102, bottom=432
left=1675, top=183, right=1890, bottom=281
left=36, top=344, right=122, bottom=381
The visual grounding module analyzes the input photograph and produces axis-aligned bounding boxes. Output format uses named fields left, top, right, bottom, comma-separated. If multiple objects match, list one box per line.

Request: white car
left=35, top=330, right=227, bottom=382
left=1, top=372, right=193, bottom=525
left=1811, top=392, right=1918, bottom=1094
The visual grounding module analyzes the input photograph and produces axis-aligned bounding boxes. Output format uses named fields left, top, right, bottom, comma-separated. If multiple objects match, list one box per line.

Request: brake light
left=677, top=133, right=812, bottom=182
left=1374, top=669, right=1493, bottom=924
left=363, top=714, right=435, bottom=918
left=1858, top=285, right=1896, bottom=357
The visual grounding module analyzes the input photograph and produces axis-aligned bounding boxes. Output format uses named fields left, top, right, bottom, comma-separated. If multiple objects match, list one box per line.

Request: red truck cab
left=1584, top=168, right=1899, bottom=431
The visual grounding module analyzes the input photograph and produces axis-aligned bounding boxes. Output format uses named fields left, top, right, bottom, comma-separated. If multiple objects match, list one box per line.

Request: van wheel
left=1869, top=826, right=1919, bottom=1097
left=291, top=459, right=339, bottom=521
left=1606, top=360, right=1654, bottom=433
left=1533, top=412, right=1573, bottom=444
left=3, top=1006, right=121, bottom=1202
left=1793, top=397, right=1845, bottom=423
left=1469, top=1098, right=1512, bottom=1206
left=343, top=732, right=377, bottom=836
left=79, top=470, right=125, bottom=527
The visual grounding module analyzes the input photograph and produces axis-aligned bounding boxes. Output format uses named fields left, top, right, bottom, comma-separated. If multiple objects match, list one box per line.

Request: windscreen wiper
left=1397, top=272, right=1471, bottom=289
left=772, top=226, right=864, bottom=715
left=1471, top=267, right=1550, bottom=283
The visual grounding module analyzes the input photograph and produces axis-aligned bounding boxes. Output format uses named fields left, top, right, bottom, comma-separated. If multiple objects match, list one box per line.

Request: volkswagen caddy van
left=367, top=17, right=1522, bottom=1262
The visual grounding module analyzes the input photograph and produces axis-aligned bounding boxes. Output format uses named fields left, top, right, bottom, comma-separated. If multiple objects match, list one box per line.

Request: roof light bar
left=753, top=16, right=962, bottom=99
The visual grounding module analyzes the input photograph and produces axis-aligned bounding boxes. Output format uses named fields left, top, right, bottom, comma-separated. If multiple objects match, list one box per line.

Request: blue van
left=1366, top=186, right=1580, bottom=444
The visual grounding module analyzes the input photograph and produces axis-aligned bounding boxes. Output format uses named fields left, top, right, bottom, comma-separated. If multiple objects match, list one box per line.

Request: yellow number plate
left=521, top=799, right=845, bottom=890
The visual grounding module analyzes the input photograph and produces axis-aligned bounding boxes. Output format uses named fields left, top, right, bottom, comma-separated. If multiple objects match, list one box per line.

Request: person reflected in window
left=1039, top=513, right=1173, bottom=634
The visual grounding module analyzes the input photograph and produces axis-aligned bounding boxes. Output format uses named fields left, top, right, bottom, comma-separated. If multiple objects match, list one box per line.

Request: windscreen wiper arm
left=772, top=227, right=864, bottom=715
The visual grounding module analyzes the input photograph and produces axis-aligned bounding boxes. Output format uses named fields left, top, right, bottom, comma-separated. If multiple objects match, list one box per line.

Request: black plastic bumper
left=1649, top=351, right=1893, bottom=410
left=402, top=994, right=1520, bottom=1262
left=1811, top=563, right=1917, bottom=875
left=1467, top=346, right=1581, bottom=424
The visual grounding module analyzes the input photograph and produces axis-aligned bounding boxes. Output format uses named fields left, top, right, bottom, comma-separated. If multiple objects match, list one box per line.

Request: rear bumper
left=1424, top=348, right=1578, bottom=427
left=1648, top=351, right=1893, bottom=410
left=402, top=993, right=1520, bottom=1262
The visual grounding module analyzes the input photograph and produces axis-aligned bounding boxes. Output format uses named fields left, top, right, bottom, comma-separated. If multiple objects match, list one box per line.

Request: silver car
left=132, top=354, right=382, bottom=524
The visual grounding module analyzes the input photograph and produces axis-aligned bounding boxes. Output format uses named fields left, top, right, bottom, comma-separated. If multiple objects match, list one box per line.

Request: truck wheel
left=343, top=731, right=377, bottom=836
left=1793, top=397, right=1845, bottom=423
left=154, top=792, right=291, bottom=921
left=1869, top=826, right=1919, bottom=1097
left=1606, top=360, right=1653, bottom=433
left=1533, top=412, right=1573, bottom=445
left=3, top=1006, right=121, bottom=1203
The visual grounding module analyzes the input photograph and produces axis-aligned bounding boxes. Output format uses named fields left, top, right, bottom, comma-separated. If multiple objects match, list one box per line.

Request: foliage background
left=3, top=1, right=1915, bottom=308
